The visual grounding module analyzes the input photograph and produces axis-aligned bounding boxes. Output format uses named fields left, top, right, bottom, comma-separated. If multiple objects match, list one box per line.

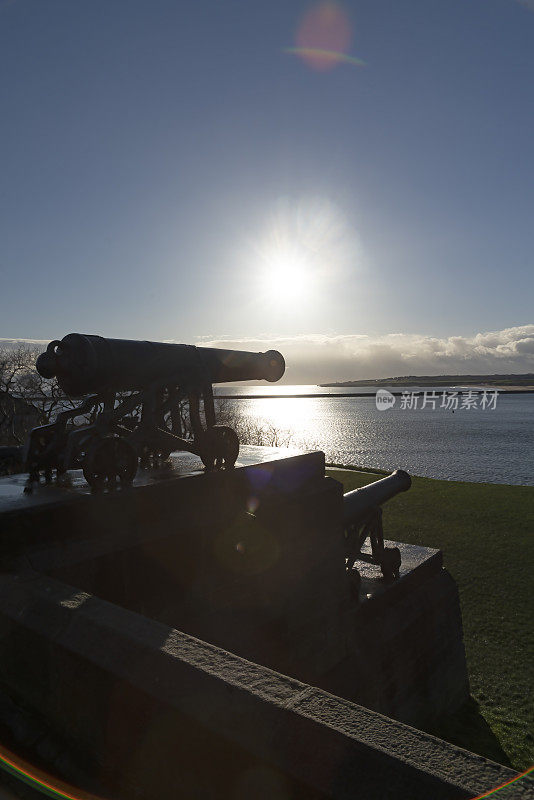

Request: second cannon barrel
left=343, top=469, right=412, bottom=528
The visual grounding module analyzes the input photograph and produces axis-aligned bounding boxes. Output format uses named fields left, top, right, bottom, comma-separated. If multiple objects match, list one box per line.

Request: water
left=214, top=386, right=534, bottom=485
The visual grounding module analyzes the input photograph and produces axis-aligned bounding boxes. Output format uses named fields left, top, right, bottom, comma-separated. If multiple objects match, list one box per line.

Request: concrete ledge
left=0, top=571, right=530, bottom=800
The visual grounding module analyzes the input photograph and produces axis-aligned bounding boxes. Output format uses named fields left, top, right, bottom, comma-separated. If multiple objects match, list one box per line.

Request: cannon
left=23, top=334, right=285, bottom=491
left=343, top=469, right=411, bottom=592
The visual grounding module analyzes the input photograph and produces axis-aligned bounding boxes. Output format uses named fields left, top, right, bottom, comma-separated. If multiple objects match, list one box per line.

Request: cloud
left=197, top=324, right=534, bottom=383
left=3, top=326, right=533, bottom=384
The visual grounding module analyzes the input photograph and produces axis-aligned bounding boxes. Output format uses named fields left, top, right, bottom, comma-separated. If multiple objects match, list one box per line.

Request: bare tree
left=0, top=344, right=81, bottom=445
left=215, top=398, right=292, bottom=448
left=0, top=345, right=43, bottom=444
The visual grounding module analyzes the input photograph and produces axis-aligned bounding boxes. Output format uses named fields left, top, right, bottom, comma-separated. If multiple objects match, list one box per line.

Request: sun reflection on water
left=251, top=397, right=321, bottom=429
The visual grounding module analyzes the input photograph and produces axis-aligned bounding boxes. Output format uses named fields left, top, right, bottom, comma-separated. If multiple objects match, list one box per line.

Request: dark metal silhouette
left=343, top=469, right=411, bottom=592
left=24, top=334, right=285, bottom=491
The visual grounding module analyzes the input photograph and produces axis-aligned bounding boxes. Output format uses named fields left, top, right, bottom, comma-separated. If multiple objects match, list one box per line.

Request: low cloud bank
left=198, top=324, right=534, bottom=384
left=2, top=325, right=533, bottom=384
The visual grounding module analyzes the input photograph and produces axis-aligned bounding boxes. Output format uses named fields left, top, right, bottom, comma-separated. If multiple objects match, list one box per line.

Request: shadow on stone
left=430, top=696, right=512, bottom=768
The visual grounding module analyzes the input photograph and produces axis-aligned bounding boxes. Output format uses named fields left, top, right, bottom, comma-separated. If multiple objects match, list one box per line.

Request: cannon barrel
left=343, top=469, right=411, bottom=527
left=36, top=334, right=285, bottom=396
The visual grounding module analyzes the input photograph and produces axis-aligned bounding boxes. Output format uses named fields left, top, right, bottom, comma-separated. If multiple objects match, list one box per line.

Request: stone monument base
left=0, top=447, right=468, bottom=728
left=0, top=446, right=494, bottom=798
left=0, top=570, right=526, bottom=800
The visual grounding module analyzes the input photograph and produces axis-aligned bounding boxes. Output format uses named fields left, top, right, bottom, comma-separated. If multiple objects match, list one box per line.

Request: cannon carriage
left=23, top=334, right=285, bottom=491
left=343, top=469, right=412, bottom=589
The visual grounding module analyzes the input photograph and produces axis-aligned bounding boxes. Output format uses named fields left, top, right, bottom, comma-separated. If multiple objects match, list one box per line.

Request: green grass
left=327, top=467, right=534, bottom=772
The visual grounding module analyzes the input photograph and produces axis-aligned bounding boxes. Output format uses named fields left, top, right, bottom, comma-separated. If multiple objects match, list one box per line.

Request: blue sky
left=1, top=0, right=533, bottom=380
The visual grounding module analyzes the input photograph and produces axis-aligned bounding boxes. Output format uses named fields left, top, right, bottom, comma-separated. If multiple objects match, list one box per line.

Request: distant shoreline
left=320, top=374, right=534, bottom=390
left=217, top=388, right=534, bottom=399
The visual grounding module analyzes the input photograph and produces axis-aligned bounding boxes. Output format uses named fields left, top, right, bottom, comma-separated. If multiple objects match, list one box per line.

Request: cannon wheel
left=83, top=436, right=138, bottom=490
left=380, top=546, right=401, bottom=582
left=199, top=426, right=240, bottom=470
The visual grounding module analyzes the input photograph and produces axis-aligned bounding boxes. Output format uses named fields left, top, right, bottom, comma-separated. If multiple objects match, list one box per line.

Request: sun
left=260, top=247, right=311, bottom=304
left=248, top=195, right=359, bottom=314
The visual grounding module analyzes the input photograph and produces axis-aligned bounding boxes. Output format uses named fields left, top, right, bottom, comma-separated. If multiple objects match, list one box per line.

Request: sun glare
left=247, top=195, right=360, bottom=317
left=260, top=247, right=311, bottom=304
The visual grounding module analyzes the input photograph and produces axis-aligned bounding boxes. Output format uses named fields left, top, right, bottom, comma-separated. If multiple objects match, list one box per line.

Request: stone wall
left=0, top=449, right=468, bottom=728
left=0, top=571, right=529, bottom=800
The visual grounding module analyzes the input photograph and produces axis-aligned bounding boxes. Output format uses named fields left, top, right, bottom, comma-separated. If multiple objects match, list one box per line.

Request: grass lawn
left=327, top=467, right=534, bottom=772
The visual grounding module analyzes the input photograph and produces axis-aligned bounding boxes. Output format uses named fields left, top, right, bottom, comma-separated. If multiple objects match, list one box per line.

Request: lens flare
left=288, top=2, right=364, bottom=71
left=285, top=46, right=365, bottom=69
left=0, top=743, right=107, bottom=799
left=468, top=766, right=534, bottom=799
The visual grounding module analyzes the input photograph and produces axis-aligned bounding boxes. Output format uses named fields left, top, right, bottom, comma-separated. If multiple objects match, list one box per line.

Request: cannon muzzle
left=343, top=469, right=411, bottom=528
left=36, top=334, right=285, bottom=396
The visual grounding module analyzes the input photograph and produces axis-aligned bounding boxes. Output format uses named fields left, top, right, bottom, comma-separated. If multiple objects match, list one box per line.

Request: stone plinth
left=320, top=542, right=469, bottom=726
left=0, top=447, right=468, bottom=728
left=0, top=447, right=350, bottom=686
